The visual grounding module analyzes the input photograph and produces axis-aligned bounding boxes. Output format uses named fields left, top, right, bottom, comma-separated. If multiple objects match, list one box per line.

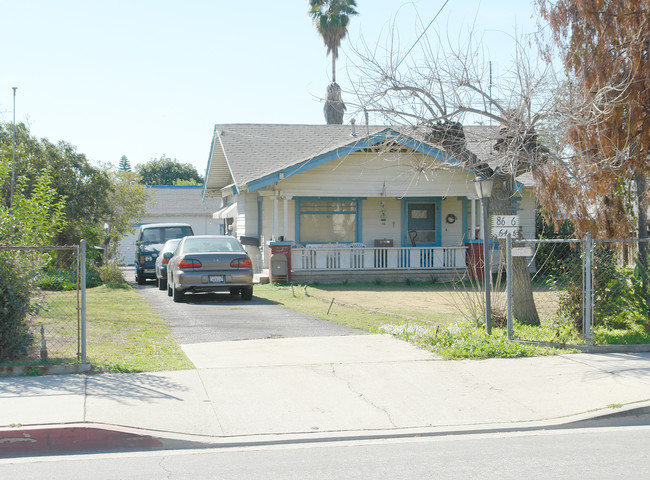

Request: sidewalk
left=2, top=334, right=650, bottom=456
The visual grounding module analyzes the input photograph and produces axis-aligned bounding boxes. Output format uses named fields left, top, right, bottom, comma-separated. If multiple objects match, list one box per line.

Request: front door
left=407, top=203, right=436, bottom=246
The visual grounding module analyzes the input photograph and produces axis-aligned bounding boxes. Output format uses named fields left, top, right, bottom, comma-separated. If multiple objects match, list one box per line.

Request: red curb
left=0, top=424, right=163, bottom=457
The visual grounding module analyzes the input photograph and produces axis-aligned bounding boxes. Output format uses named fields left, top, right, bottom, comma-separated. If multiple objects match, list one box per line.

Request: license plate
left=209, top=275, right=225, bottom=283
left=144, top=269, right=155, bottom=273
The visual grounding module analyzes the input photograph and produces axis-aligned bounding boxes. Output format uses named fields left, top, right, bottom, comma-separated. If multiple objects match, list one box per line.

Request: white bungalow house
left=202, top=124, right=535, bottom=283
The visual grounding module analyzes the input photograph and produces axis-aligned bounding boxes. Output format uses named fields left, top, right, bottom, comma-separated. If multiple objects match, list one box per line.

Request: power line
left=395, top=0, right=450, bottom=70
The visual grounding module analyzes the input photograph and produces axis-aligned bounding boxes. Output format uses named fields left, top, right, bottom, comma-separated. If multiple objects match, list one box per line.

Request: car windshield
left=140, top=226, right=193, bottom=244
left=183, top=237, right=244, bottom=253
left=163, top=239, right=181, bottom=252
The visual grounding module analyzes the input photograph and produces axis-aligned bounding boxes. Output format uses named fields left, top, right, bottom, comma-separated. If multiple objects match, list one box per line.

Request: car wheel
left=136, top=269, right=146, bottom=285
left=158, top=277, right=167, bottom=291
left=173, top=286, right=185, bottom=303
left=241, top=286, right=253, bottom=301
left=167, top=277, right=173, bottom=297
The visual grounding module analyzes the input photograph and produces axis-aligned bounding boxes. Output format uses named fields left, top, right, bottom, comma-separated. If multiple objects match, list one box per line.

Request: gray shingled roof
left=204, top=123, right=533, bottom=194
left=211, top=124, right=388, bottom=189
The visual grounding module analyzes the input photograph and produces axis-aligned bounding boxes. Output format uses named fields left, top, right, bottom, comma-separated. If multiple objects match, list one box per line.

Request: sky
left=1, top=0, right=541, bottom=176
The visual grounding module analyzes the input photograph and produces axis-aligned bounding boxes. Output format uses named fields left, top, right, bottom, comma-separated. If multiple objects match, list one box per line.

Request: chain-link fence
left=0, top=242, right=86, bottom=365
left=503, top=236, right=650, bottom=346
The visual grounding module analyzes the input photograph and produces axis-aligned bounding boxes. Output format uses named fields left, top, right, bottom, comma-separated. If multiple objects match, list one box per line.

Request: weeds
left=378, top=321, right=561, bottom=359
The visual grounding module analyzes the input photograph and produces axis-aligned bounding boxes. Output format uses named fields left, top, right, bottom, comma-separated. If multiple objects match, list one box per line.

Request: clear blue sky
left=1, top=0, right=539, bottom=176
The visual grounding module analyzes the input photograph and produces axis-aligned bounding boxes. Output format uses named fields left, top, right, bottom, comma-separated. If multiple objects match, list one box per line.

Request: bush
left=0, top=255, right=37, bottom=361
left=99, top=261, right=129, bottom=288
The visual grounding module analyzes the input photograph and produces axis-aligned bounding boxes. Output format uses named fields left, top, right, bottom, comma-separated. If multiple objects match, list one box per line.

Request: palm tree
left=309, top=0, right=358, bottom=84
left=309, top=0, right=358, bottom=124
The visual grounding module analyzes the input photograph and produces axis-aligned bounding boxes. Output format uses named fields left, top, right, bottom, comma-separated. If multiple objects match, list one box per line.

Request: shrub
left=99, top=261, right=129, bottom=288
left=0, top=255, right=37, bottom=361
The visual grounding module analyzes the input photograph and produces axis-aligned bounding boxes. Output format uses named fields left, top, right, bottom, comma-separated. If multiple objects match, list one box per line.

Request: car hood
left=140, top=243, right=163, bottom=255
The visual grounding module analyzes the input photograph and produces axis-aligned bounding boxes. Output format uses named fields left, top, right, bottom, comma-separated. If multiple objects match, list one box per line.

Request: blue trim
left=294, top=197, right=363, bottom=244
left=246, top=129, right=458, bottom=192
left=400, top=198, right=442, bottom=247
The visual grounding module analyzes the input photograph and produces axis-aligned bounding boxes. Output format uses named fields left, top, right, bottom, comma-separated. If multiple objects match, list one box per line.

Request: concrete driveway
left=123, top=267, right=365, bottom=344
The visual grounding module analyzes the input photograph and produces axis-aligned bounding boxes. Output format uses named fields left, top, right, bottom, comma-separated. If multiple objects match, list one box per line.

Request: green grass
left=4, top=286, right=193, bottom=373
left=379, top=321, right=564, bottom=359
left=85, top=286, right=194, bottom=372
left=593, top=323, right=650, bottom=345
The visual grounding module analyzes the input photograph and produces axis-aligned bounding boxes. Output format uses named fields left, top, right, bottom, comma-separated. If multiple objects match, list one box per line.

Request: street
left=2, top=425, right=650, bottom=479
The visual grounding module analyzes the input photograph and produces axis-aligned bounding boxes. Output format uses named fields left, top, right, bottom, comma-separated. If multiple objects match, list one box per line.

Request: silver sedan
left=166, top=235, right=254, bottom=303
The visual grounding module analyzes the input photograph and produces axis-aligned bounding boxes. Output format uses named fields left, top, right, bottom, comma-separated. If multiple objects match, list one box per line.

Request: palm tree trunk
left=332, top=55, right=336, bottom=84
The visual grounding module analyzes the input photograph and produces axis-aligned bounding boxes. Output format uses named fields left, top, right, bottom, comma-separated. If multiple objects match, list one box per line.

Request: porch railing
left=291, top=246, right=467, bottom=271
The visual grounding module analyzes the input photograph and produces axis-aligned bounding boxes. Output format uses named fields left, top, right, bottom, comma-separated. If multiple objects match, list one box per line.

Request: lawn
left=2, top=286, right=193, bottom=372
left=255, top=281, right=561, bottom=327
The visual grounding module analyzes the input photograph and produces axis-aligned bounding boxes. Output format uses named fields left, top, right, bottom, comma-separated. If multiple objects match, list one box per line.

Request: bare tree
left=348, top=24, right=559, bottom=325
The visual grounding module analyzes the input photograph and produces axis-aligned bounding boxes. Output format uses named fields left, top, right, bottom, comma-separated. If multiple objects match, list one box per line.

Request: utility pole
left=11, top=87, right=17, bottom=210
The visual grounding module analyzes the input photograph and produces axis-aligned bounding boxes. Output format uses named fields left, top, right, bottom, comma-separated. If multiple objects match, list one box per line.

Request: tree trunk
left=493, top=178, right=541, bottom=325
left=512, top=251, right=540, bottom=325
left=332, top=55, right=336, bottom=84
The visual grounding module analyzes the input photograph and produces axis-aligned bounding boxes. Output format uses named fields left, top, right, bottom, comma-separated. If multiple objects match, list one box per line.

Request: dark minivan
left=134, top=223, right=194, bottom=285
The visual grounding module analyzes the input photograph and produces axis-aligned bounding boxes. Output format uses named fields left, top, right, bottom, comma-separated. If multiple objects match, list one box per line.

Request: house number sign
left=491, top=215, right=520, bottom=238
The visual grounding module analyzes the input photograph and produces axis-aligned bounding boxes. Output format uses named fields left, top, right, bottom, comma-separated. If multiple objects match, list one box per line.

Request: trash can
left=270, top=253, right=289, bottom=283
left=268, top=241, right=292, bottom=282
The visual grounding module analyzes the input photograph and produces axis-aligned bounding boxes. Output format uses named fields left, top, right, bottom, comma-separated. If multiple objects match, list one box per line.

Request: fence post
left=80, top=240, right=87, bottom=364
left=584, top=233, right=593, bottom=346
left=506, top=234, right=513, bottom=340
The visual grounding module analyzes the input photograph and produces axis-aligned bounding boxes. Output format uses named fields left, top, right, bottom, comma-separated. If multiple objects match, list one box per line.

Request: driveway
left=123, top=267, right=365, bottom=344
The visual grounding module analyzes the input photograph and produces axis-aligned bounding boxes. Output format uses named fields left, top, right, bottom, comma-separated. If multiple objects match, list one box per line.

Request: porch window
left=298, top=200, right=358, bottom=243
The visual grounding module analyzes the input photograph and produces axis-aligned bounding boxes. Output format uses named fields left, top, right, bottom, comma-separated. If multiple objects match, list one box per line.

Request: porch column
left=283, top=197, right=289, bottom=240
left=272, top=196, right=279, bottom=241
left=478, top=201, right=485, bottom=242
left=471, top=199, right=477, bottom=240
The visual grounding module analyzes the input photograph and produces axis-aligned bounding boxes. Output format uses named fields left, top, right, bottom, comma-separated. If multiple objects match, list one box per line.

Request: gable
left=204, top=124, right=457, bottom=196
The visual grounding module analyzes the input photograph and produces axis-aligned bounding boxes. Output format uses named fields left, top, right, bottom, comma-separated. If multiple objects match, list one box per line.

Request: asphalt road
left=123, top=267, right=365, bottom=344
left=4, top=425, right=650, bottom=479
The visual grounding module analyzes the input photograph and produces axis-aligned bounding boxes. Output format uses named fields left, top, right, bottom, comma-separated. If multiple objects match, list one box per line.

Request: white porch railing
left=292, top=246, right=467, bottom=271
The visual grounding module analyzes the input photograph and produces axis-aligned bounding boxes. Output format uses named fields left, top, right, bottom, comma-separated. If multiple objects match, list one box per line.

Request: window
left=298, top=200, right=358, bottom=243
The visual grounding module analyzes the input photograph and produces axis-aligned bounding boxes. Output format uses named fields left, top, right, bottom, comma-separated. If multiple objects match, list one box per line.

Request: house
left=118, top=185, right=223, bottom=265
left=202, top=124, right=536, bottom=283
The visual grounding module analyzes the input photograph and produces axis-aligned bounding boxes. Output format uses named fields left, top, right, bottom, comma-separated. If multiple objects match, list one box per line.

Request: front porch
left=286, top=244, right=470, bottom=284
